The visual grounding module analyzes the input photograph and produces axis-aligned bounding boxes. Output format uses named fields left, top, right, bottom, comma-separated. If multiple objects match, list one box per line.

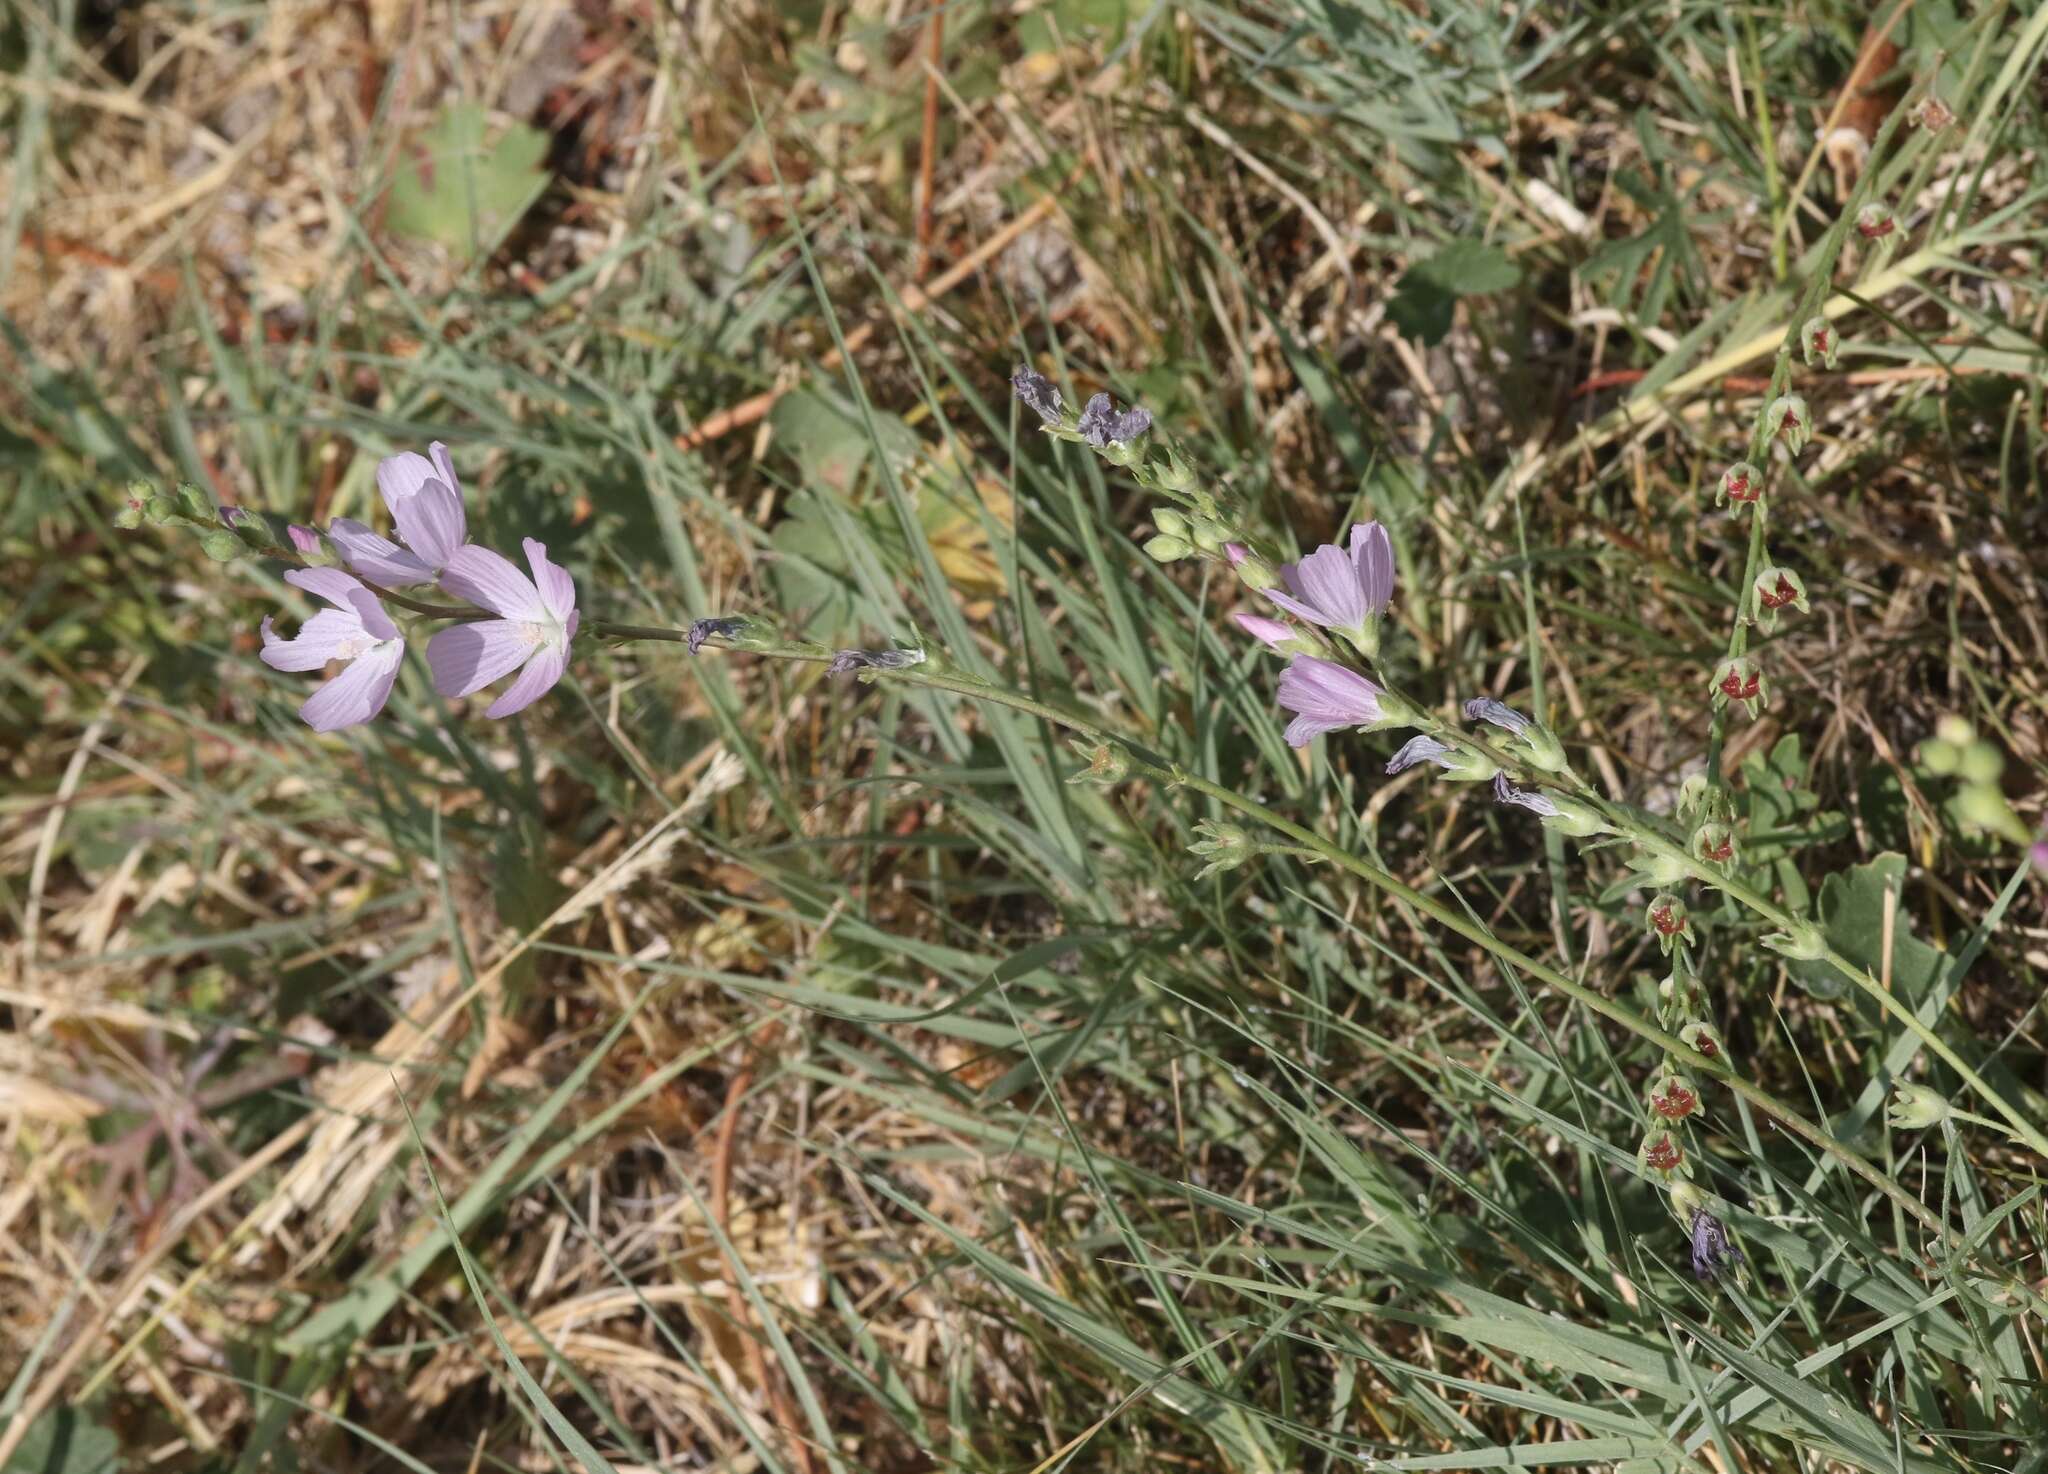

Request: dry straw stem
left=707, top=646, right=1971, bottom=1252
left=0, top=800, right=704, bottom=1464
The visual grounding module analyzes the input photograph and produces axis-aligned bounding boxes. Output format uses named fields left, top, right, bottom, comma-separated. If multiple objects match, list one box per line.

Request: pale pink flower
left=426, top=539, right=578, bottom=718
left=331, top=442, right=469, bottom=587
left=259, top=568, right=406, bottom=732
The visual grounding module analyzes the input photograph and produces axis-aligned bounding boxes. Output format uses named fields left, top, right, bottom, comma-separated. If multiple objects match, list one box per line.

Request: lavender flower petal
left=688, top=617, right=744, bottom=655
left=285, top=565, right=373, bottom=609
left=1385, top=735, right=1452, bottom=774
left=828, top=647, right=926, bottom=676
left=297, top=639, right=404, bottom=732
left=1011, top=366, right=1063, bottom=425
left=1350, top=522, right=1394, bottom=613
left=1688, top=1210, right=1742, bottom=1280
left=1233, top=613, right=1294, bottom=649
left=440, top=545, right=547, bottom=619
left=1077, top=393, right=1152, bottom=448
left=426, top=619, right=543, bottom=698
left=389, top=478, right=467, bottom=570
left=522, top=538, right=577, bottom=624
left=259, top=609, right=366, bottom=672
left=1464, top=697, right=1531, bottom=734
left=484, top=641, right=569, bottom=719
left=1275, top=656, right=1382, bottom=748
left=1492, top=773, right=1559, bottom=817
left=331, top=518, right=436, bottom=587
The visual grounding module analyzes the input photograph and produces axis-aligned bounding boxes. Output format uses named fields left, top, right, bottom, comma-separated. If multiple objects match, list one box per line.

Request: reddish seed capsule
left=1681, top=1022, right=1725, bottom=1059
left=1855, top=204, right=1895, bottom=240
left=1650, top=1078, right=1700, bottom=1121
left=1641, top=1132, right=1685, bottom=1173
left=1719, top=461, right=1762, bottom=506
left=1693, top=823, right=1735, bottom=864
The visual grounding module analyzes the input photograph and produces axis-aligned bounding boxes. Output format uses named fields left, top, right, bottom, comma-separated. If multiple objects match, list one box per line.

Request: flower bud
left=1677, top=772, right=1711, bottom=819
left=1717, top=461, right=1762, bottom=508
left=1648, top=1074, right=1701, bottom=1122
left=1066, top=739, right=1130, bottom=786
left=1638, top=1130, right=1685, bottom=1176
left=114, top=481, right=152, bottom=530
left=1436, top=744, right=1499, bottom=783
left=1934, top=714, right=1974, bottom=747
left=1646, top=894, right=1691, bottom=950
left=1691, top=821, right=1737, bottom=867
left=1911, top=94, right=1954, bottom=131
left=1633, top=848, right=1692, bottom=887
left=1680, top=1021, right=1726, bottom=1060
left=1188, top=516, right=1230, bottom=553
left=1710, top=656, right=1764, bottom=716
left=1189, top=819, right=1255, bottom=881
left=1151, top=507, right=1190, bottom=540
left=1764, top=395, right=1811, bottom=455
left=1886, top=1080, right=1951, bottom=1131
left=1954, top=782, right=2031, bottom=844
left=1751, top=567, right=1808, bottom=633
left=1516, top=722, right=1569, bottom=775
left=174, top=482, right=214, bottom=522
left=1540, top=796, right=1608, bottom=838
left=1657, top=970, right=1699, bottom=1021
left=1855, top=203, right=1895, bottom=240
left=1799, top=316, right=1839, bottom=370
left=1957, top=741, right=2003, bottom=785
left=1230, top=550, right=1281, bottom=592
left=198, top=529, right=245, bottom=562
left=1917, top=736, right=1960, bottom=775
left=1366, top=687, right=1426, bottom=733
left=1154, top=448, right=1198, bottom=495
left=1144, top=534, right=1192, bottom=563
left=1669, top=1179, right=1708, bottom=1223
left=288, top=523, right=322, bottom=555
left=1763, top=921, right=1826, bottom=962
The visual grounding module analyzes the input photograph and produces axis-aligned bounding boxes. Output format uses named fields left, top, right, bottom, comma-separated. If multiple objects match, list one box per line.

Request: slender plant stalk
left=652, top=630, right=1965, bottom=1246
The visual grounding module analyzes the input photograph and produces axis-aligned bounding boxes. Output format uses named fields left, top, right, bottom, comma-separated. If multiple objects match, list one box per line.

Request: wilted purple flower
left=331, top=442, right=469, bottom=587
left=259, top=567, right=406, bottom=733
left=1688, top=1209, right=1741, bottom=1281
left=1385, top=735, right=1453, bottom=774
left=1491, top=773, right=1559, bottom=816
left=288, top=524, right=321, bottom=554
left=1233, top=613, right=1294, bottom=650
left=1077, top=392, right=1152, bottom=448
left=1275, top=656, right=1383, bottom=748
left=426, top=539, right=578, bottom=718
left=1465, top=698, right=1530, bottom=734
left=1263, top=523, right=1393, bottom=641
left=827, top=647, right=926, bottom=676
left=1011, top=366, right=1064, bottom=425
left=688, top=616, right=745, bottom=655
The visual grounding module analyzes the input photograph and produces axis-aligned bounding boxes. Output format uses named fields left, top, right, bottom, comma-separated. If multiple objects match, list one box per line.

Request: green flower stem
left=654, top=629, right=1957, bottom=1243
left=1705, top=79, right=1926, bottom=786
left=1947, top=1110, right=2037, bottom=1147
left=1687, top=861, right=2048, bottom=1160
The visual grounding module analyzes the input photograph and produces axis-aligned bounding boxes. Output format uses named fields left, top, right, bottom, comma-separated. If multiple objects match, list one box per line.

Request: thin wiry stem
left=646, top=627, right=1965, bottom=1248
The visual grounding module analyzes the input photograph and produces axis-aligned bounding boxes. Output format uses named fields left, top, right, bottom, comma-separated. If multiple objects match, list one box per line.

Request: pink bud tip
left=288, top=524, right=321, bottom=553
left=1224, top=543, right=1248, bottom=565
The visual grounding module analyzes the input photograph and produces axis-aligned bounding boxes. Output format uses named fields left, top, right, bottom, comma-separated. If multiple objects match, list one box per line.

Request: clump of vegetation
left=5, top=2, right=2047, bottom=1472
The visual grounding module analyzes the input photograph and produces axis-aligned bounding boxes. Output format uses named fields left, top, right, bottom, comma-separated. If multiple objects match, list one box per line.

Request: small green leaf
left=199, top=529, right=244, bottom=562
left=1387, top=241, right=1522, bottom=346
left=384, top=103, right=551, bottom=259
left=1790, top=853, right=1943, bottom=1003
left=2, top=1409, right=121, bottom=1474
